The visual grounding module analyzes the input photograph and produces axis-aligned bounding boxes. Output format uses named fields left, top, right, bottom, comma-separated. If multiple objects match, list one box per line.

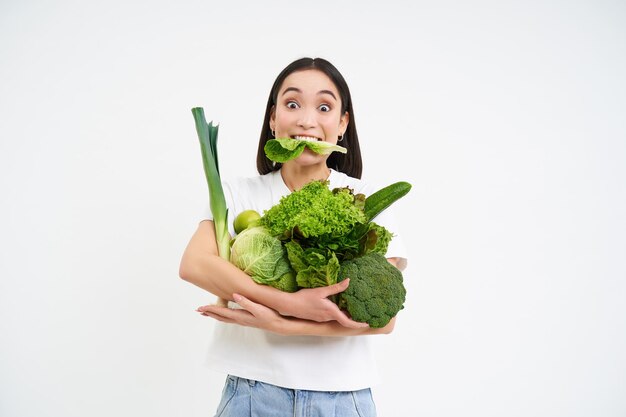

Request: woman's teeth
left=293, top=135, right=321, bottom=142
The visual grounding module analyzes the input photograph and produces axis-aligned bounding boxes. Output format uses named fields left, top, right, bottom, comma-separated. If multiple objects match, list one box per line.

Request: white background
left=1, top=1, right=625, bottom=416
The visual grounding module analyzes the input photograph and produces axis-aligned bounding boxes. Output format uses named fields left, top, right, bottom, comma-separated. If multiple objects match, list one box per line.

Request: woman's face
left=270, top=69, right=349, bottom=163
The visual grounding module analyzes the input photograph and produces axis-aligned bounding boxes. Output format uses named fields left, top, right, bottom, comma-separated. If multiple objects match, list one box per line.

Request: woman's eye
left=319, top=104, right=331, bottom=112
left=286, top=101, right=299, bottom=109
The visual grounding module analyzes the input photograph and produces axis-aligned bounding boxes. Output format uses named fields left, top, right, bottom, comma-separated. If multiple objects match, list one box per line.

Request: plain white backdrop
left=1, top=1, right=625, bottom=416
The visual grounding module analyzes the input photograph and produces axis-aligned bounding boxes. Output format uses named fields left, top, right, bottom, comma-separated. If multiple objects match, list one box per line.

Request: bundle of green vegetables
left=192, top=109, right=410, bottom=327
left=231, top=178, right=411, bottom=328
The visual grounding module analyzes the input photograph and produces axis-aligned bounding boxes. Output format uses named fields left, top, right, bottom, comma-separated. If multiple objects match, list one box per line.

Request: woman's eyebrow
left=318, top=90, right=337, bottom=100
left=281, top=87, right=301, bottom=95
left=280, top=87, right=337, bottom=101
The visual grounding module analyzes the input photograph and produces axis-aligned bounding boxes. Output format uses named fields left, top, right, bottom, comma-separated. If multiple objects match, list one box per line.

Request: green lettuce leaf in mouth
left=264, top=138, right=347, bottom=163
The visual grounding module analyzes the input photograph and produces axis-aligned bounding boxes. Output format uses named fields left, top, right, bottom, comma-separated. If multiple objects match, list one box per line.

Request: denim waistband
left=214, top=375, right=377, bottom=417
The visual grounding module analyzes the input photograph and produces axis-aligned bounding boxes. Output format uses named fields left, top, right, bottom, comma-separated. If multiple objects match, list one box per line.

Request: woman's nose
left=297, top=107, right=317, bottom=129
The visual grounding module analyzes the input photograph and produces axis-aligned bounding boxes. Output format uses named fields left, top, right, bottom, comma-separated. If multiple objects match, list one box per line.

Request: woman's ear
left=340, top=111, right=350, bottom=133
left=269, top=106, right=276, bottom=131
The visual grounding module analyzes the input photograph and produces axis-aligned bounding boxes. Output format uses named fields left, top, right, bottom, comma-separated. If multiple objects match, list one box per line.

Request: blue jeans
left=214, top=375, right=377, bottom=417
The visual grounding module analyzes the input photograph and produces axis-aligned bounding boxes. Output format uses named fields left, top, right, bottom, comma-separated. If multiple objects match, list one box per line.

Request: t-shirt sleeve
left=200, top=203, right=212, bottom=221
left=370, top=205, right=408, bottom=261
left=198, top=181, right=235, bottom=234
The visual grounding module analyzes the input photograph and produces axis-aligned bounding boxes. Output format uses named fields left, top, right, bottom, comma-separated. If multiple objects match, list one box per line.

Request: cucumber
left=364, top=181, right=412, bottom=221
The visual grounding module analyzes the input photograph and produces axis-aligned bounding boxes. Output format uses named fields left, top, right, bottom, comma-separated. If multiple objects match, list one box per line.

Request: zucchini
left=364, top=181, right=412, bottom=221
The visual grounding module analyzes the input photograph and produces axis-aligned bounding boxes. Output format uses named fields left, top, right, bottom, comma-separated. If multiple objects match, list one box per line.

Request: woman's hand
left=197, top=294, right=288, bottom=334
left=196, top=293, right=389, bottom=337
left=278, top=279, right=369, bottom=329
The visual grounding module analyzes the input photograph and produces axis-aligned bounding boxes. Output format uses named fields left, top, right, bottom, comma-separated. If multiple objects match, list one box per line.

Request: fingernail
left=233, top=293, right=242, bottom=302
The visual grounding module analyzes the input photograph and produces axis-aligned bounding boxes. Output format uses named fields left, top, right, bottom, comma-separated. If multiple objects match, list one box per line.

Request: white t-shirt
left=201, top=169, right=407, bottom=391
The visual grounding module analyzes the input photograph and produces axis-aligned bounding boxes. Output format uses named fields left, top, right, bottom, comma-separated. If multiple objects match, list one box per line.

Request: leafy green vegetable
left=230, top=226, right=298, bottom=292
left=284, top=241, right=340, bottom=288
left=192, top=107, right=229, bottom=307
left=264, top=138, right=347, bottom=163
left=260, top=180, right=392, bottom=289
left=261, top=180, right=366, bottom=239
left=335, top=252, right=406, bottom=328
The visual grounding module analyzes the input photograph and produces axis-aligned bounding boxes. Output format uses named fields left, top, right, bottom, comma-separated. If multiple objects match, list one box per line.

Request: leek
left=192, top=107, right=229, bottom=307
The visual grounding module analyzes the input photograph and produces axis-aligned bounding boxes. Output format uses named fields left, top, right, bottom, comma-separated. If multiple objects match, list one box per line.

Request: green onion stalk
left=192, top=107, right=230, bottom=307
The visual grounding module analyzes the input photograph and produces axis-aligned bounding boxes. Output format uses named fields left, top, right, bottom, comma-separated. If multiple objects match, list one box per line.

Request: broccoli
left=335, top=253, right=406, bottom=328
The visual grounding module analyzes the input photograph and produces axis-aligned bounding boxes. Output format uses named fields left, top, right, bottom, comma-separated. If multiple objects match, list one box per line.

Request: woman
left=179, top=57, right=407, bottom=416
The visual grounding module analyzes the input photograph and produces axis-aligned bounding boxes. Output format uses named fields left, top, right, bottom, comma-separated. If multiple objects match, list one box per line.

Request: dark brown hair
left=256, top=57, right=362, bottom=178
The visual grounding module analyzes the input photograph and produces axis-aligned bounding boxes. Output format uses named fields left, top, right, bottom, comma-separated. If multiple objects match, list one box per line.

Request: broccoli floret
left=335, top=253, right=406, bottom=328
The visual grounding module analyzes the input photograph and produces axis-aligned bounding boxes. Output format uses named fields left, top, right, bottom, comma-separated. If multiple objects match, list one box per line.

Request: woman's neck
left=280, top=163, right=331, bottom=192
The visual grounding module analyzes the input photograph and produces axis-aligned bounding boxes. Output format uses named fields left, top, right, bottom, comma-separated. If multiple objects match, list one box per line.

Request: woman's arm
left=197, top=293, right=397, bottom=336
left=179, top=220, right=368, bottom=328
left=195, top=254, right=406, bottom=337
left=387, top=257, right=407, bottom=272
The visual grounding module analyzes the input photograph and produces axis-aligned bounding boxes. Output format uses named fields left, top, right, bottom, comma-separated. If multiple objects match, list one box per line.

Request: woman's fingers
left=199, top=310, right=238, bottom=324
left=232, top=293, right=253, bottom=309
left=333, top=311, right=369, bottom=329
left=197, top=303, right=253, bottom=323
left=197, top=294, right=282, bottom=331
left=320, top=278, right=350, bottom=297
left=282, top=281, right=367, bottom=327
left=196, top=289, right=368, bottom=330
left=320, top=281, right=369, bottom=328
